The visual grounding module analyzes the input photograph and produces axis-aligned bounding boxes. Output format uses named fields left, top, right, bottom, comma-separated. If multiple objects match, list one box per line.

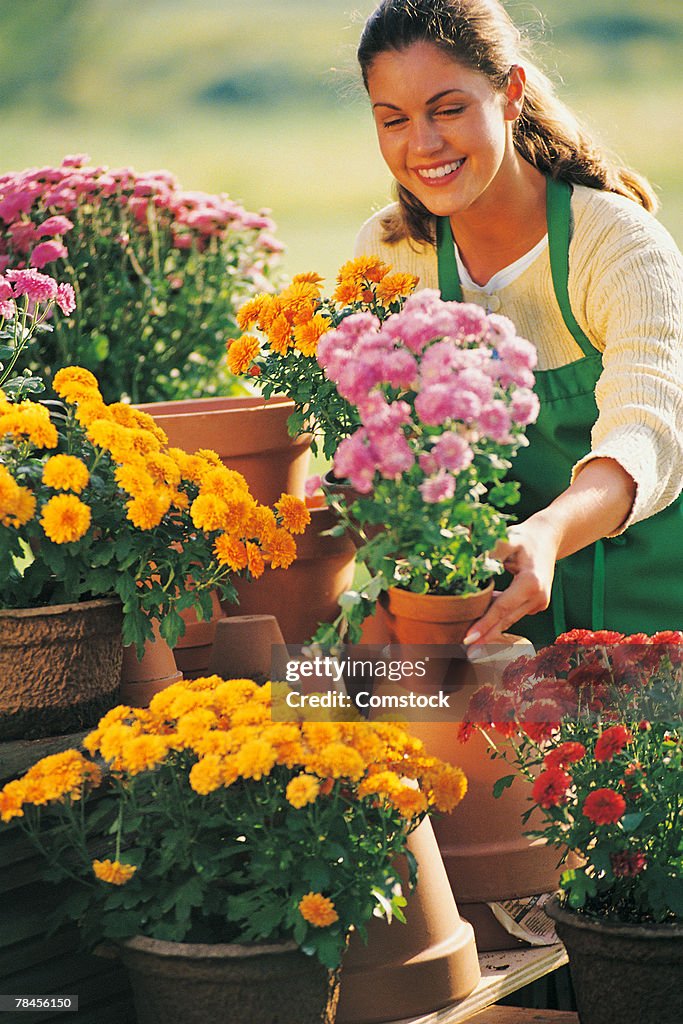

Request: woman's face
left=366, top=41, right=524, bottom=219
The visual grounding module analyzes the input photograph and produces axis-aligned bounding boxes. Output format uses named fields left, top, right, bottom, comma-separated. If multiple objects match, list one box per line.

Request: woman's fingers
left=464, top=571, right=550, bottom=647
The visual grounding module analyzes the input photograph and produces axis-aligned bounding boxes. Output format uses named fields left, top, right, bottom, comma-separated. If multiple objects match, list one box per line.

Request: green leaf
left=492, top=774, right=516, bottom=799
left=621, top=812, right=645, bottom=833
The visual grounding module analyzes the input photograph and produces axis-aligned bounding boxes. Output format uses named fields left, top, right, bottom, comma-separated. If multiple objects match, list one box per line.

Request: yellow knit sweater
left=354, top=184, right=683, bottom=531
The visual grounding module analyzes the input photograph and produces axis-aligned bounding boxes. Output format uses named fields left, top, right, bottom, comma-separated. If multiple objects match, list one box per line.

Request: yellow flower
left=311, top=742, right=365, bottom=781
left=74, top=397, right=110, bottom=427
left=247, top=505, right=277, bottom=542
left=119, top=735, right=169, bottom=775
left=264, top=527, right=297, bottom=570
left=143, top=451, right=182, bottom=489
left=126, top=490, right=171, bottom=529
left=189, top=754, right=225, bottom=795
left=375, top=272, right=419, bottom=304
left=337, top=255, right=389, bottom=285
left=331, top=278, right=365, bottom=305
left=298, top=892, right=338, bottom=927
left=235, top=738, right=277, bottom=780
left=0, top=402, right=58, bottom=448
left=40, top=493, right=91, bottom=543
left=53, top=366, right=101, bottom=403
left=227, top=334, right=260, bottom=375
left=92, top=859, right=137, bottom=885
left=275, top=494, right=310, bottom=535
left=191, top=493, right=229, bottom=532
left=0, top=466, right=36, bottom=527
left=175, top=708, right=218, bottom=748
left=0, top=779, right=25, bottom=822
left=391, top=786, right=428, bottom=819
left=425, top=763, right=468, bottom=812
left=286, top=773, right=320, bottom=808
left=42, top=454, right=90, bottom=494
left=22, top=750, right=101, bottom=803
left=195, top=449, right=223, bottom=468
left=291, top=271, right=325, bottom=289
left=200, top=466, right=251, bottom=499
left=115, top=461, right=155, bottom=498
left=358, top=770, right=403, bottom=800
left=292, top=313, right=330, bottom=356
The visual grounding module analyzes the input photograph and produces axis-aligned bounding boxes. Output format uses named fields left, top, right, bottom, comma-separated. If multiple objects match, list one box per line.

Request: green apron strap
left=436, top=216, right=463, bottom=302
left=551, top=562, right=567, bottom=637
left=546, top=178, right=596, bottom=357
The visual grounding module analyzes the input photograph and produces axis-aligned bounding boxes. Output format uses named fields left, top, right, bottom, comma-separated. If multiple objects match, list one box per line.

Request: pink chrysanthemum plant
left=459, top=628, right=683, bottom=925
left=230, top=256, right=419, bottom=458
left=312, top=289, right=540, bottom=643
left=0, top=154, right=283, bottom=403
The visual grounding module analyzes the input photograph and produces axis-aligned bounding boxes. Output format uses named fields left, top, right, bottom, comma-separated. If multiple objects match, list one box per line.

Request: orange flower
left=214, top=534, right=248, bottom=570
left=92, top=859, right=137, bottom=885
left=267, top=313, right=293, bottom=356
left=265, top=528, right=297, bottom=570
left=126, top=491, right=172, bottom=529
left=246, top=541, right=265, bottom=579
left=331, top=278, right=365, bottom=305
left=275, top=494, right=310, bottom=534
left=293, top=314, right=330, bottom=356
left=291, top=271, right=325, bottom=289
left=40, top=493, right=91, bottom=543
left=227, top=334, right=260, bottom=375
left=42, top=454, right=90, bottom=493
left=336, top=255, right=389, bottom=285
left=236, top=294, right=270, bottom=331
left=298, top=892, right=339, bottom=927
left=375, top=272, right=419, bottom=304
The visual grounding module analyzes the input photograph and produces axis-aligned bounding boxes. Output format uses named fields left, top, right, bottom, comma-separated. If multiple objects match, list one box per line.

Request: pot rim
left=0, top=596, right=122, bottom=619
left=134, top=394, right=296, bottom=417
left=120, top=934, right=300, bottom=959
left=545, top=894, right=683, bottom=939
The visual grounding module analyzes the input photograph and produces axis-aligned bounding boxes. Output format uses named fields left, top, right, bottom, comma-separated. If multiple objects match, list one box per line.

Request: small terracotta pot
left=118, top=936, right=339, bottom=1024
left=336, top=816, right=480, bottom=1023
left=224, top=496, right=356, bottom=644
left=383, top=582, right=494, bottom=646
left=0, top=597, right=123, bottom=741
left=208, top=614, right=286, bottom=683
left=173, top=591, right=224, bottom=680
left=120, top=621, right=182, bottom=708
left=545, top=896, right=683, bottom=1024
left=135, top=395, right=312, bottom=504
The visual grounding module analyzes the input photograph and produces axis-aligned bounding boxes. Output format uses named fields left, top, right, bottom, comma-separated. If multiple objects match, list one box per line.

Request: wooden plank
left=382, top=945, right=569, bottom=1024
left=0, top=732, right=87, bottom=785
left=470, top=1009, right=579, bottom=1023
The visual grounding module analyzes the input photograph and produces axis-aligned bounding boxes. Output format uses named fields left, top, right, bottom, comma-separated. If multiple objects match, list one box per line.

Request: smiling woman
left=353, top=0, right=683, bottom=651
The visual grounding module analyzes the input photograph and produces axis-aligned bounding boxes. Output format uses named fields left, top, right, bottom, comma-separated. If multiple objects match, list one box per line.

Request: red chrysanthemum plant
left=458, top=629, right=683, bottom=925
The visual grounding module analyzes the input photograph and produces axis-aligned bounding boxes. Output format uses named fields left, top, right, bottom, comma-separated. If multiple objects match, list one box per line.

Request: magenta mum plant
left=0, top=155, right=283, bottom=403
left=460, top=628, right=683, bottom=925
left=315, top=290, right=539, bottom=642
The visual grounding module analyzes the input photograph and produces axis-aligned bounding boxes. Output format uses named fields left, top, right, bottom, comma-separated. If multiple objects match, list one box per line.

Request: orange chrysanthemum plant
left=229, top=256, right=418, bottom=458
left=459, top=629, right=683, bottom=925
left=0, top=676, right=467, bottom=969
left=0, top=366, right=308, bottom=654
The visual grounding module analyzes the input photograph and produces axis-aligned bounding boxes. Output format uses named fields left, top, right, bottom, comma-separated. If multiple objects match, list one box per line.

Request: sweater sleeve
left=570, top=196, right=683, bottom=532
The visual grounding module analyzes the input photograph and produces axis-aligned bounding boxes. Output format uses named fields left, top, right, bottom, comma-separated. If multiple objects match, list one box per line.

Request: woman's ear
left=503, top=65, right=526, bottom=121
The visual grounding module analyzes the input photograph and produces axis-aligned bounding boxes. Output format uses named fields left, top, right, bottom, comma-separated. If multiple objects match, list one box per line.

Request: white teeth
left=417, top=159, right=463, bottom=180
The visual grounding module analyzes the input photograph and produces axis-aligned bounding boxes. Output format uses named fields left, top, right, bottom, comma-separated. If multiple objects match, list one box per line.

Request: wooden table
left=472, top=1011, right=578, bottom=1023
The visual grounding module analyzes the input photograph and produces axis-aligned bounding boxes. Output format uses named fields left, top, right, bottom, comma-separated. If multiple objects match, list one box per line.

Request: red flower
left=610, top=851, right=647, bottom=877
left=544, top=741, right=586, bottom=769
left=594, top=725, right=632, bottom=762
left=456, top=722, right=475, bottom=744
left=465, top=684, right=496, bottom=724
left=556, top=628, right=599, bottom=644
left=583, top=788, right=626, bottom=825
left=532, top=767, right=572, bottom=808
left=523, top=720, right=559, bottom=743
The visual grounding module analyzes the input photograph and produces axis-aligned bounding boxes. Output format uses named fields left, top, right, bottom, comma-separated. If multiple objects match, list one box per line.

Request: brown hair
left=357, top=0, right=657, bottom=245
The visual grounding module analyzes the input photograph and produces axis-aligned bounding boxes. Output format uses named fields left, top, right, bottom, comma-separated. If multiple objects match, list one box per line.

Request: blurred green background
left=2, top=0, right=682, bottom=283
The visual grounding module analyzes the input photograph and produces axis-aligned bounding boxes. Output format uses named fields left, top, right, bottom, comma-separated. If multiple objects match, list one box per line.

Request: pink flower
left=305, top=475, right=322, bottom=497
left=335, top=360, right=382, bottom=404
left=8, top=220, right=39, bottom=253
left=415, top=384, right=464, bottom=425
left=497, top=335, right=538, bottom=371
left=38, top=215, right=74, bottom=237
left=456, top=367, right=494, bottom=402
left=0, top=300, right=15, bottom=319
left=419, top=340, right=471, bottom=384
left=30, top=240, right=68, bottom=269
left=419, top=470, right=456, bottom=504
left=333, top=430, right=378, bottom=493
left=443, top=301, right=489, bottom=341
left=432, top=431, right=473, bottom=473
left=381, top=348, right=418, bottom=389
left=477, top=401, right=512, bottom=443
left=0, top=190, right=36, bottom=222
left=374, top=430, right=415, bottom=477
left=0, top=278, right=12, bottom=302
left=510, top=388, right=540, bottom=425
left=56, top=283, right=76, bottom=315
left=419, top=450, right=439, bottom=475
left=362, top=397, right=411, bottom=435
left=61, top=154, right=90, bottom=168
left=486, top=313, right=517, bottom=346
left=5, top=268, right=58, bottom=303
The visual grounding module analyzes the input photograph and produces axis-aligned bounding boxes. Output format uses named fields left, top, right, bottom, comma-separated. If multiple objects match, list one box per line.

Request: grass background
left=1, top=0, right=682, bottom=283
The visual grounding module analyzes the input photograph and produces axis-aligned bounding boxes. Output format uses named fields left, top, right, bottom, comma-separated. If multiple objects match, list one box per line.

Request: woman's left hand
left=463, top=518, right=560, bottom=647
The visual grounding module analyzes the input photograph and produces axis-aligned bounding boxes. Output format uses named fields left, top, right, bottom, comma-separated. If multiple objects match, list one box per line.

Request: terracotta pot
left=383, top=582, right=494, bottom=646
left=208, top=614, right=286, bottom=683
left=118, top=935, right=339, bottom=1024
left=120, top=621, right=182, bottom=708
left=545, top=896, right=683, bottom=1024
left=224, top=496, right=356, bottom=644
left=173, top=590, right=224, bottom=680
left=336, top=816, right=480, bottom=1024
left=0, top=597, right=123, bottom=741
left=135, top=395, right=312, bottom=504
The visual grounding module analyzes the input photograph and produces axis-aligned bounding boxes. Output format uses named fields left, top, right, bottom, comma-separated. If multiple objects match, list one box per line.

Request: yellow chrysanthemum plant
left=229, top=256, right=419, bottom=458
left=0, top=676, right=467, bottom=970
left=0, top=367, right=308, bottom=654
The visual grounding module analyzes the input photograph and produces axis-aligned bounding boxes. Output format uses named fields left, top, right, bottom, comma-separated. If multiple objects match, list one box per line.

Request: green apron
left=436, top=177, right=683, bottom=647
